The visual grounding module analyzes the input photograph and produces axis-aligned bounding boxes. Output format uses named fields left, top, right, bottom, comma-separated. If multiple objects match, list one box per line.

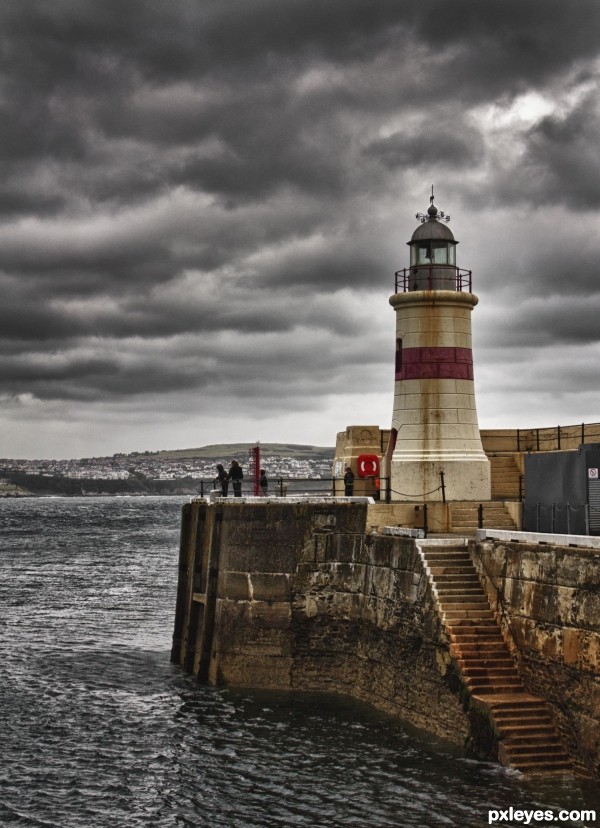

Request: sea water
left=1, top=496, right=598, bottom=828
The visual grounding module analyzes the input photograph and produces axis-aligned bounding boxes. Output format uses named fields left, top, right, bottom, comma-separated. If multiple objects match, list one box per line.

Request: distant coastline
left=0, top=442, right=335, bottom=498
left=0, top=474, right=203, bottom=498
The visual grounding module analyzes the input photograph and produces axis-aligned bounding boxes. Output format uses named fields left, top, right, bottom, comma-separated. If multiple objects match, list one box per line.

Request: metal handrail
left=198, top=476, right=387, bottom=499
left=394, top=266, right=473, bottom=293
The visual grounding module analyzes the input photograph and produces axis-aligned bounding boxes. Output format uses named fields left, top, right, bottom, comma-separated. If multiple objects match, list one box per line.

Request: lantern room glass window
left=411, top=241, right=456, bottom=266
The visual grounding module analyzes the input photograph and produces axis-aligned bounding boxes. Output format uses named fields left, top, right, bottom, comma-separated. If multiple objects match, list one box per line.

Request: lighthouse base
left=389, top=455, right=491, bottom=502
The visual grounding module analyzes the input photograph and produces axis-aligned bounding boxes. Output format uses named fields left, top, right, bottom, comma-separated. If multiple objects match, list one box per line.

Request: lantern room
left=405, top=190, right=459, bottom=291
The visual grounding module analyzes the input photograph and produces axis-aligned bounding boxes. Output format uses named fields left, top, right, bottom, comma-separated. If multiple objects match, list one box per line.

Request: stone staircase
left=489, top=454, right=522, bottom=500
left=449, top=502, right=517, bottom=536
left=418, top=540, right=573, bottom=774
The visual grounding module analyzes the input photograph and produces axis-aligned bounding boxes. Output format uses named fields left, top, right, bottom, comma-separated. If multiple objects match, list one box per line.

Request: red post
left=248, top=443, right=261, bottom=496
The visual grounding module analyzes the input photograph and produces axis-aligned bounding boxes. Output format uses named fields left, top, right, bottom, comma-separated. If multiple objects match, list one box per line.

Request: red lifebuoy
left=357, top=454, right=380, bottom=478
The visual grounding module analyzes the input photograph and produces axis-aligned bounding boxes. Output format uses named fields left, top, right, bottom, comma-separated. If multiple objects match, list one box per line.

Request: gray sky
left=1, top=0, right=600, bottom=459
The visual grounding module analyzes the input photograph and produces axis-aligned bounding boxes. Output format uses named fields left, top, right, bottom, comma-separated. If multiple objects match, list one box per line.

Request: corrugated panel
left=588, top=478, right=600, bottom=531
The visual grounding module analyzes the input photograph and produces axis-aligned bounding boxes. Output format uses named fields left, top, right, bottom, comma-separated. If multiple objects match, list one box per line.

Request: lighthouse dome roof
left=410, top=220, right=455, bottom=243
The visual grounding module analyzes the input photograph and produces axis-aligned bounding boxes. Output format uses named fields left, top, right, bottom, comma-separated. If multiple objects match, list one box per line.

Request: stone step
left=448, top=525, right=479, bottom=531
left=456, top=654, right=510, bottom=665
left=466, top=673, right=522, bottom=687
left=440, top=600, right=490, bottom=611
left=433, top=574, right=480, bottom=584
left=447, top=525, right=479, bottom=530
left=505, top=741, right=568, bottom=757
left=458, top=658, right=518, bottom=675
left=454, top=642, right=508, bottom=653
left=437, top=592, right=485, bottom=601
left=440, top=601, right=490, bottom=612
left=450, top=634, right=506, bottom=646
left=468, top=683, right=525, bottom=695
left=448, top=622, right=500, bottom=633
left=449, top=627, right=504, bottom=637
left=509, top=759, right=573, bottom=773
left=444, top=609, right=495, bottom=621
left=494, top=715, right=554, bottom=728
left=423, top=553, right=472, bottom=562
left=429, top=566, right=478, bottom=576
left=438, top=591, right=487, bottom=601
left=467, top=672, right=522, bottom=683
left=500, top=728, right=558, bottom=743
left=502, top=742, right=568, bottom=759
left=461, top=666, right=520, bottom=678
left=490, top=698, right=549, bottom=713
left=456, top=653, right=512, bottom=665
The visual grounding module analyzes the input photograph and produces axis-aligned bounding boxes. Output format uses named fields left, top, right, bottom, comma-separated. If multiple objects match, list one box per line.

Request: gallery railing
left=394, top=266, right=473, bottom=293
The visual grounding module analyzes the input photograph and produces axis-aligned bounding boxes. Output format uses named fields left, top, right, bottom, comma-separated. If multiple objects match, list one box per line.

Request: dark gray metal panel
left=523, top=451, right=588, bottom=534
left=524, top=451, right=586, bottom=502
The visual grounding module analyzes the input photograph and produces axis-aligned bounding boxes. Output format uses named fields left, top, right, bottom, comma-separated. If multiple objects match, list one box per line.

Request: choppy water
left=1, top=496, right=598, bottom=828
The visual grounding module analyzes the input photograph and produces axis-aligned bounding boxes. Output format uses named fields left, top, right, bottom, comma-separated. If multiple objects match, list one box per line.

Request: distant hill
left=148, top=443, right=335, bottom=461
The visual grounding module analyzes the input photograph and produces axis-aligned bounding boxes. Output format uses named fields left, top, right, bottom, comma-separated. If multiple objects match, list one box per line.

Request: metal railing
left=481, top=422, right=600, bottom=453
left=197, top=476, right=389, bottom=500
left=394, top=266, right=473, bottom=294
left=199, top=474, right=454, bottom=505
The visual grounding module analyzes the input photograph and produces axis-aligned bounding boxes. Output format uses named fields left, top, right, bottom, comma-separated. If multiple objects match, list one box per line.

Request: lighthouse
left=387, top=190, right=491, bottom=502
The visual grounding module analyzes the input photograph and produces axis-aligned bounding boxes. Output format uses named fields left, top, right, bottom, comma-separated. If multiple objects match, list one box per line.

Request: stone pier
left=171, top=498, right=600, bottom=778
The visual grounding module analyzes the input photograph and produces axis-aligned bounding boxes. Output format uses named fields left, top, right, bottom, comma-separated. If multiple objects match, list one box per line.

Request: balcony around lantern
left=394, top=266, right=473, bottom=294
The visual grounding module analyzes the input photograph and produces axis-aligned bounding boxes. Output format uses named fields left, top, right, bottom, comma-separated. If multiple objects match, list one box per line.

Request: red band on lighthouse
left=395, top=346, right=473, bottom=381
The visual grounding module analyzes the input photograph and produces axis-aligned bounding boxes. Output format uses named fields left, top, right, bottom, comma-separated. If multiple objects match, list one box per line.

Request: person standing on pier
left=215, top=464, right=229, bottom=497
left=259, top=469, right=268, bottom=495
left=229, top=460, right=244, bottom=497
left=344, top=466, right=355, bottom=496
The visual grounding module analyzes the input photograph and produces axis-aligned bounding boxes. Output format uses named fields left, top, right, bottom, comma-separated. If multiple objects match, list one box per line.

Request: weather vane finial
left=415, top=186, right=450, bottom=224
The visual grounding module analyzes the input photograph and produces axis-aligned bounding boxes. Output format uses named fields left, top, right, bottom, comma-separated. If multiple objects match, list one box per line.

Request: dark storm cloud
left=364, top=116, right=485, bottom=171
left=2, top=0, right=599, bottom=209
left=1, top=0, right=599, bottom=454
left=524, top=96, right=600, bottom=210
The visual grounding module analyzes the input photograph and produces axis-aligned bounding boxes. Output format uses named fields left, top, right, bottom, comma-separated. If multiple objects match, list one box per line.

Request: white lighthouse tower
left=387, top=190, right=491, bottom=502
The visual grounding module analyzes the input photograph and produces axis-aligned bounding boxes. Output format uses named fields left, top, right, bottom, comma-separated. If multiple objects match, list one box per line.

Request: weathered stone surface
left=470, top=537, right=600, bottom=778
left=173, top=499, right=469, bottom=748
left=173, top=500, right=598, bottom=776
left=218, top=571, right=250, bottom=600
left=250, top=572, right=290, bottom=602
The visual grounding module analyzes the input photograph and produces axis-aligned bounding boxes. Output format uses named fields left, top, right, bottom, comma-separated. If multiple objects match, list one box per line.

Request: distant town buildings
left=0, top=452, right=333, bottom=482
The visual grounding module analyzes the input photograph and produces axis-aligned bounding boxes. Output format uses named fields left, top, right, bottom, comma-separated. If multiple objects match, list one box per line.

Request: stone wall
left=172, top=499, right=468, bottom=746
left=291, top=528, right=468, bottom=743
left=198, top=500, right=367, bottom=687
left=172, top=499, right=599, bottom=774
left=470, top=537, right=600, bottom=776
